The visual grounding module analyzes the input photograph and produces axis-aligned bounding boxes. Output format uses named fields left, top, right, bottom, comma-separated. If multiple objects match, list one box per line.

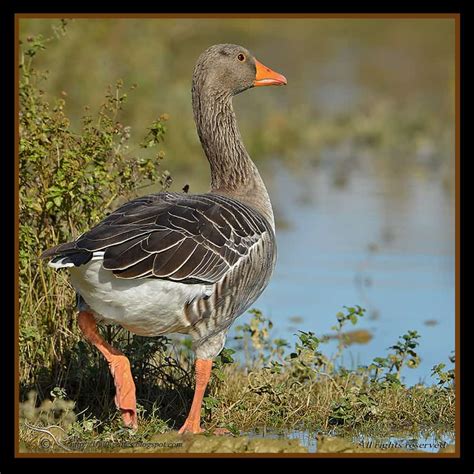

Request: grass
left=19, top=307, right=455, bottom=453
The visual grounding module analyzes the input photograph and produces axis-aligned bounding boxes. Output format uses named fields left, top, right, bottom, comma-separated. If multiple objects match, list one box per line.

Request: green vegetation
left=19, top=307, right=455, bottom=453
left=19, top=29, right=171, bottom=387
left=19, top=23, right=455, bottom=454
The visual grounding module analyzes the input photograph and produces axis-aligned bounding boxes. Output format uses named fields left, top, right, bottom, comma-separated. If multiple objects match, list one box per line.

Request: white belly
left=69, top=260, right=212, bottom=336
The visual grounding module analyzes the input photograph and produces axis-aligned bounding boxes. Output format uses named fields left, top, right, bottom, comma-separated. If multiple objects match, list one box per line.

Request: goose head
left=192, top=43, right=287, bottom=97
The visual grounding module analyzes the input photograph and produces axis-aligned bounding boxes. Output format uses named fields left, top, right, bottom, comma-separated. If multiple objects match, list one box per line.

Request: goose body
left=71, top=261, right=207, bottom=337
left=58, top=191, right=276, bottom=357
left=41, top=44, right=286, bottom=432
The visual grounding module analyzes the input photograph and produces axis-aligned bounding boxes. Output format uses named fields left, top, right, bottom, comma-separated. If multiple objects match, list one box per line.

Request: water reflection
left=249, top=428, right=455, bottom=453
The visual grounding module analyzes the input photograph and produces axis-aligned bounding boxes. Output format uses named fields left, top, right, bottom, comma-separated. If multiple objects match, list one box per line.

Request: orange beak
left=253, top=59, right=287, bottom=87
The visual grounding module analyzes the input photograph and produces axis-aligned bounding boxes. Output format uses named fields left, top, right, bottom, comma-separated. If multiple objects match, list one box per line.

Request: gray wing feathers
left=41, top=192, right=272, bottom=284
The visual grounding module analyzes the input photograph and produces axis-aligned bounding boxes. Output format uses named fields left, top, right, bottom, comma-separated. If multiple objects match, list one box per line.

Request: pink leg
left=78, top=311, right=137, bottom=429
left=178, top=359, right=213, bottom=434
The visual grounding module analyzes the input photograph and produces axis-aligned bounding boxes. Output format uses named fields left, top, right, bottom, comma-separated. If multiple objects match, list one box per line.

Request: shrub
left=19, top=29, right=170, bottom=389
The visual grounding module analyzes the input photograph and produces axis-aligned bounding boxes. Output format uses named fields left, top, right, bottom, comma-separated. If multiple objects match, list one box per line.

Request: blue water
left=228, top=162, right=455, bottom=387
left=250, top=429, right=455, bottom=453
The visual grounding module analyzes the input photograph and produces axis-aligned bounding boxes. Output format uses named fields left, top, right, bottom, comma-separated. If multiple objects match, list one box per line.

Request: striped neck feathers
left=192, top=84, right=274, bottom=228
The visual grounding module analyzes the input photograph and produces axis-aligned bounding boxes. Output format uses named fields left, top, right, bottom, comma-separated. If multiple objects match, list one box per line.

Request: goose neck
left=192, top=87, right=275, bottom=229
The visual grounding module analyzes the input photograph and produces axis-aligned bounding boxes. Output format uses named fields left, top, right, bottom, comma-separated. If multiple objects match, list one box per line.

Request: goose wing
left=42, top=192, right=272, bottom=284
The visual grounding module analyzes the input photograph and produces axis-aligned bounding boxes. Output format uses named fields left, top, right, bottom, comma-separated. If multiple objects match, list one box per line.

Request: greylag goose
left=41, top=44, right=286, bottom=434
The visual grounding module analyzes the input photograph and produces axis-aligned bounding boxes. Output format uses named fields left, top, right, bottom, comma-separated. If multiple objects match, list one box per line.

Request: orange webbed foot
left=178, top=418, right=204, bottom=434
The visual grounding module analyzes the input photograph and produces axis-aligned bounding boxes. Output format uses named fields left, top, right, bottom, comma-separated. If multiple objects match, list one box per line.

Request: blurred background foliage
left=20, top=18, right=455, bottom=192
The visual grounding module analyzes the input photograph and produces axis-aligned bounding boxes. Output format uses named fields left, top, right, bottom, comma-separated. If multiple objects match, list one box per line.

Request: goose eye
left=237, top=53, right=246, bottom=62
